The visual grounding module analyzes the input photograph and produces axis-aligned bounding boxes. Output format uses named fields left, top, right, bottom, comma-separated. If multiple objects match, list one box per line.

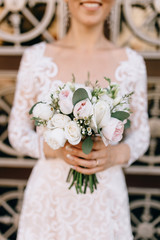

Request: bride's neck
left=63, top=21, right=108, bottom=52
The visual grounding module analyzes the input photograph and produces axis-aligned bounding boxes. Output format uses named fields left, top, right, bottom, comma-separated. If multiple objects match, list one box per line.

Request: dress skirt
left=17, top=158, right=133, bottom=240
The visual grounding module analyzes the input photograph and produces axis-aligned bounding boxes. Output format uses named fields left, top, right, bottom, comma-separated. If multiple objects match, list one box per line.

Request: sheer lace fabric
left=8, top=42, right=150, bottom=240
left=115, top=48, right=150, bottom=166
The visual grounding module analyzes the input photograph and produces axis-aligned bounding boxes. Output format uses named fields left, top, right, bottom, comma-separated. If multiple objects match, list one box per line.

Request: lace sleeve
left=8, top=47, right=40, bottom=158
left=123, top=54, right=150, bottom=166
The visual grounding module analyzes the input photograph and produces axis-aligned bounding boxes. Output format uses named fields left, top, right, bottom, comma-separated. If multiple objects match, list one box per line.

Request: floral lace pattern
left=8, top=42, right=150, bottom=240
left=115, top=48, right=150, bottom=166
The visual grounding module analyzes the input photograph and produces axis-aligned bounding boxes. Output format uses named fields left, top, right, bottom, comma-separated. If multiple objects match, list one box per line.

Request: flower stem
left=66, top=168, right=74, bottom=182
left=67, top=168, right=99, bottom=194
left=84, top=175, right=88, bottom=194
left=79, top=173, right=83, bottom=193
left=89, top=175, right=93, bottom=193
left=68, top=170, right=77, bottom=190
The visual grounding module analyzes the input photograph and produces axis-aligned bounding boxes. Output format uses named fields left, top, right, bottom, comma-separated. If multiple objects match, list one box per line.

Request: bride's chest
left=55, top=55, right=117, bottom=83
left=33, top=53, right=135, bottom=101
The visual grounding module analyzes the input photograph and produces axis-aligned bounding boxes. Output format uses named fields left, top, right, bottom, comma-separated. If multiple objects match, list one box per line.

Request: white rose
left=59, top=86, right=73, bottom=114
left=48, top=114, right=71, bottom=129
left=73, top=99, right=93, bottom=119
left=65, top=121, right=81, bottom=145
left=100, top=94, right=113, bottom=108
left=44, top=128, right=66, bottom=150
left=32, top=103, right=53, bottom=120
left=93, top=100, right=111, bottom=129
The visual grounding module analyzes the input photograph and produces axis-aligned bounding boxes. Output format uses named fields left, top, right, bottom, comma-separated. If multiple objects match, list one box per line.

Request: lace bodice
left=8, top=42, right=150, bottom=166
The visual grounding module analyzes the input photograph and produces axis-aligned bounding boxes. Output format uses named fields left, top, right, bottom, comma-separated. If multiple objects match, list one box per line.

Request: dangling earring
left=108, top=5, right=116, bottom=30
left=64, top=2, right=71, bottom=32
left=104, top=10, right=113, bottom=39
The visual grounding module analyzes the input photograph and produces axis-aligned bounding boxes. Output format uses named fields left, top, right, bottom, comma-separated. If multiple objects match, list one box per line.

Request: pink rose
left=73, top=99, right=93, bottom=119
left=59, top=87, right=73, bottom=114
left=102, top=118, right=124, bottom=144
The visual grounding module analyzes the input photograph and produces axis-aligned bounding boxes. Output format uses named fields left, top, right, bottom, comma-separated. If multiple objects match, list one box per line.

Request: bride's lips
left=80, top=1, right=102, bottom=11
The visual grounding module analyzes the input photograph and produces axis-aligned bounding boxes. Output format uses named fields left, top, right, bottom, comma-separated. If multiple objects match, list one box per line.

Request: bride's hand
left=43, top=141, right=68, bottom=159
left=65, top=138, right=130, bottom=175
left=43, top=141, right=75, bottom=160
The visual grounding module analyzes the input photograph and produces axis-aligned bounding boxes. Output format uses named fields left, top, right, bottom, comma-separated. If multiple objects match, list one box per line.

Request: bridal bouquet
left=29, top=76, right=132, bottom=194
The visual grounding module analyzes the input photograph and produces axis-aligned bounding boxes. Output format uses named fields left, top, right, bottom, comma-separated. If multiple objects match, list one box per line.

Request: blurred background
left=0, top=0, right=160, bottom=239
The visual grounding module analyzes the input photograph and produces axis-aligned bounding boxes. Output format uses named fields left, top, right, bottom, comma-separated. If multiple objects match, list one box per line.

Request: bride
left=8, top=0, right=150, bottom=239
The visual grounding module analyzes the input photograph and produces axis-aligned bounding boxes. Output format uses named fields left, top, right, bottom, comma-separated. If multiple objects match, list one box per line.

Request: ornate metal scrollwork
left=125, top=77, right=160, bottom=175
left=0, top=182, right=25, bottom=240
left=0, top=75, right=37, bottom=166
left=0, top=0, right=66, bottom=54
left=0, top=85, right=19, bottom=157
left=124, top=0, right=160, bottom=46
left=129, top=188, right=160, bottom=240
left=111, top=0, right=160, bottom=58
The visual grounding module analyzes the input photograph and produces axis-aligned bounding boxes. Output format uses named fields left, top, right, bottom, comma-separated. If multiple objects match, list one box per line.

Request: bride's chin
left=72, top=9, right=108, bottom=27
left=80, top=19, right=105, bottom=27
left=75, top=15, right=106, bottom=27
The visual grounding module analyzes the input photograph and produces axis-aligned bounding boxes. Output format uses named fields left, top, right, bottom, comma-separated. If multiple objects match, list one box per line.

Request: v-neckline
left=39, top=41, right=131, bottom=85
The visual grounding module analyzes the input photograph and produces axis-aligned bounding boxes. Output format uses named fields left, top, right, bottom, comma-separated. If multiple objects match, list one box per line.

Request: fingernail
left=67, top=154, right=73, bottom=160
left=71, top=165, right=76, bottom=169
left=66, top=145, right=72, bottom=151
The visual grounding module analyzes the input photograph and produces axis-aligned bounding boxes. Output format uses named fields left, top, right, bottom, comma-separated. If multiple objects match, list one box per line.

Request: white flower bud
left=92, top=96, right=97, bottom=103
left=33, top=103, right=54, bottom=121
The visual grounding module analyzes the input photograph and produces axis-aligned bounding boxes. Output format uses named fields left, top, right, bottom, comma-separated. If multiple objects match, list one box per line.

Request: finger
left=93, top=136, right=101, bottom=140
left=73, top=142, right=83, bottom=149
left=83, top=149, right=107, bottom=160
left=65, top=145, right=94, bottom=159
left=66, top=145, right=108, bottom=161
left=66, top=154, right=98, bottom=168
left=63, top=157, right=74, bottom=166
left=74, top=165, right=104, bottom=175
left=71, top=137, right=103, bottom=150
left=92, top=140, right=105, bottom=150
left=65, top=142, right=84, bottom=151
left=66, top=138, right=104, bottom=151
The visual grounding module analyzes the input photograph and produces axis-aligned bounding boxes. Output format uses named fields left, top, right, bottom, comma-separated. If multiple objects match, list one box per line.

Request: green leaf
left=72, top=88, right=89, bottom=106
left=82, top=137, right=93, bottom=155
left=104, top=77, right=111, bottom=85
left=29, top=101, right=44, bottom=115
left=111, top=111, right=130, bottom=121
left=72, top=73, right=76, bottom=83
left=124, top=119, right=131, bottom=129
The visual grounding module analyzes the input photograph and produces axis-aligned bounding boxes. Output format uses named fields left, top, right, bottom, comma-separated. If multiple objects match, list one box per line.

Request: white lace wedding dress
left=8, top=42, right=150, bottom=240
